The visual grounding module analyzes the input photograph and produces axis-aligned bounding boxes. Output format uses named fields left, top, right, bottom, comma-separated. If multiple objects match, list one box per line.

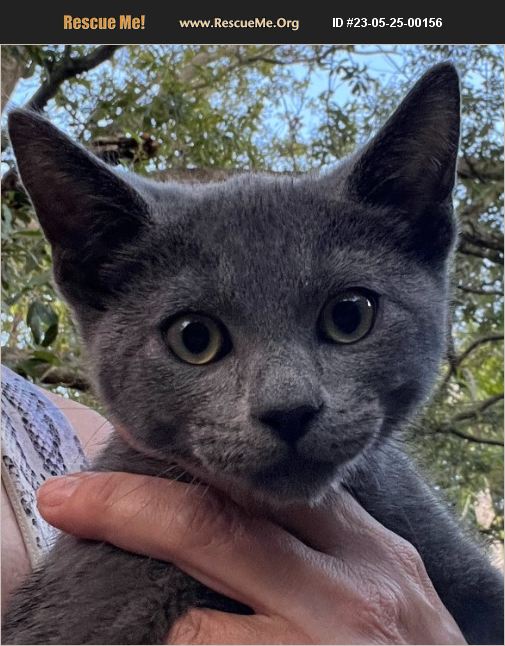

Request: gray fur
left=3, top=63, right=503, bottom=644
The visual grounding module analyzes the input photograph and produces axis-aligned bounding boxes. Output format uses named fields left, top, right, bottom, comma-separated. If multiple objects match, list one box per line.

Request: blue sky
left=2, top=45, right=501, bottom=176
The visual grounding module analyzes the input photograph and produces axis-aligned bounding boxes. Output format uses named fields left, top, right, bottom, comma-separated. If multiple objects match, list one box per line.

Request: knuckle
left=394, top=538, right=424, bottom=578
left=357, top=581, right=403, bottom=641
left=377, top=587, right=401, bottom=621
left=341, top=567, right=397, bottom=617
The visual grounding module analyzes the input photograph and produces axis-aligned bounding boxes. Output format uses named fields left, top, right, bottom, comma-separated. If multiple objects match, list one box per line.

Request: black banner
left=1, top=1, right=504, bottom=44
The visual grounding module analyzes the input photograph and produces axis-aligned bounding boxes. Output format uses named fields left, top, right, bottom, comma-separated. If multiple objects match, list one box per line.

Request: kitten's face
left=91, top=176, right=449, bottom=501
left=8, top=63, right=460, bottom=503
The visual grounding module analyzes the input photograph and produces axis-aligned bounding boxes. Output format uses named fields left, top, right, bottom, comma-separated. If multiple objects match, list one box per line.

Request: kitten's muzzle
left=257, top=403, right=322, bottom=444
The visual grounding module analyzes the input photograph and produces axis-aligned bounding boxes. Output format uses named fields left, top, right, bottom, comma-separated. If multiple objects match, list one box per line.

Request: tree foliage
left=1, top=45, right=503, bottom=542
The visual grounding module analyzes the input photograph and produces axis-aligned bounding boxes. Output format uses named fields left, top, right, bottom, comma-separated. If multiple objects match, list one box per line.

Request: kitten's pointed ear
left=8, top=109, right=150, bottom=309
left=348, top=63, right=461, bottom=210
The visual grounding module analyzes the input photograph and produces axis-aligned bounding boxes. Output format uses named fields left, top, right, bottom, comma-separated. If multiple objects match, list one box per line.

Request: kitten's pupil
left=182, top=322, right=211, bottom=354
left=320, top=291, right=376, bottom=344
left=165, top=314, right=227, bottom=365
left=332, top=300, right=361, bottom=334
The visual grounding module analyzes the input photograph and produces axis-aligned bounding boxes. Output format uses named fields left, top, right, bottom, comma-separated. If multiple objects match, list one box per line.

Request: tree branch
left=457, top=156, right=504, bottom=184
left=2, top=348, right=91, bottom=392
left=36, top=367, right=91, bottom=391
left=1, top=46, right=30, bottom=112
left=457, top=240, right=503, bottom=264
left=459, top=229, right=504, bottom=254
left=440, top=333, right=503, bottom=388
left=1, top=46, right=122, bottom=184
left=457, top=285, right=503, bottom=297
left=434, top=393, right=504, bottom=446
left=26, top=46, right=120, bottom=111
left=442, top=427, right=504, bottom=446
left=457, top=334, right=504, bottom=366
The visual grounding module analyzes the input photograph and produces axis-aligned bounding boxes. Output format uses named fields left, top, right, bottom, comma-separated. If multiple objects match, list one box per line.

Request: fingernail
left=37, top=474, right=83, bottom=507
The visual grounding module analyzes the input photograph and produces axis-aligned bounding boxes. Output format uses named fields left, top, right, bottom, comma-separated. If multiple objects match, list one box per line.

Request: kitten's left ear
left=8, top=109, right=151, bottom=312
left=349, top=62, right=461, bottom=210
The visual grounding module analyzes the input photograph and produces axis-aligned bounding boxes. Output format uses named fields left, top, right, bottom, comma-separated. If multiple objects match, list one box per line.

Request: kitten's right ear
left=347, top=63, right=461, bottom=211
left=334, top=63, right=461, bottom=266
left=8, top=109, right=150, bottom=309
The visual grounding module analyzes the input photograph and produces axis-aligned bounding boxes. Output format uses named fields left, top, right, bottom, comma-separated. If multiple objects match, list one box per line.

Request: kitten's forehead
left=155, top=175, right=338, bottom=298
left=156, top=173, right=400, bottom=278
left=142, top=173, right=421, bottom=326
left=198, top=176, right=319, bottom=270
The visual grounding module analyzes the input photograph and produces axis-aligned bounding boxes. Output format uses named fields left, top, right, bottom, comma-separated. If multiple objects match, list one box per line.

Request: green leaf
left=42, top=322, right=59, bottom=347
left=31, top=349, right=61, bottom=365
left=26, top=301, right=59, bottom=346
left=14, top=229, right=43, bottom=238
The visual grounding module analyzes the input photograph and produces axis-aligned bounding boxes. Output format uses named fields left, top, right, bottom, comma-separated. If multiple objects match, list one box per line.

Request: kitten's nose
left=259, top=404, right=320, bottom=444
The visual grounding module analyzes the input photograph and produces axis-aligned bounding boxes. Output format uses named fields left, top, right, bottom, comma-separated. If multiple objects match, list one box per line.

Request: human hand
left=37, top=472, right=466, bottom=644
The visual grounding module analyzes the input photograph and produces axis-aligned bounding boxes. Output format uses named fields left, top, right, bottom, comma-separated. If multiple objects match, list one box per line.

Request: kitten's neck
left=91, top=430, right=190, bottom=481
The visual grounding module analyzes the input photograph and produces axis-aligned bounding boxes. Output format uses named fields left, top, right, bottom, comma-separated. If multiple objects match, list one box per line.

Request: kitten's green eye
left=164, top=314, right=228, bottom=365
left=320, top=291, right=376, bottom=344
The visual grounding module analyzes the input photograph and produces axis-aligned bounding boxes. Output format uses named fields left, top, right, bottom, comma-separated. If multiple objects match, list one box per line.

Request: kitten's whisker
left=78, top=417, right=113, bottom=452
left=101, top=463, right=194, bottom=525
left=196, top=482, right=211, bottom=501
left=101, top=464, right=184, bottom=510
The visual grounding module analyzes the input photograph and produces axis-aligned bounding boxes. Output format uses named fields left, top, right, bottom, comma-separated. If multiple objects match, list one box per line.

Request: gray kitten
left=3, top=63, right=503, bottom=644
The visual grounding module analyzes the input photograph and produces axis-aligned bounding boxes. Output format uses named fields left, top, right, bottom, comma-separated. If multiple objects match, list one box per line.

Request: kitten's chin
left=183, top=454, right=344, bottom=507
left=247, top=456, right=341, bottom=505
